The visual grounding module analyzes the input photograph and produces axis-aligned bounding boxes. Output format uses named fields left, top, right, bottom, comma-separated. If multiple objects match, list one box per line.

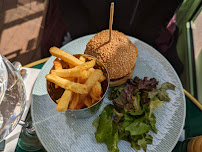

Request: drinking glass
left=0, top=55, right=26, bottom=142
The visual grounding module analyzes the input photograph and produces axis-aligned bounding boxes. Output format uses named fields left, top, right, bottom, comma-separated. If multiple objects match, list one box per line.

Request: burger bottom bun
left=109, top=64, right=135, bottom=87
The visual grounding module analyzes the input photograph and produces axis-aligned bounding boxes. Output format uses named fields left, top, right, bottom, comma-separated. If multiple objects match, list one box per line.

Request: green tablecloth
left=172, top=96, right=202, bottom=152
left=16, top=62, right=202, bottom=152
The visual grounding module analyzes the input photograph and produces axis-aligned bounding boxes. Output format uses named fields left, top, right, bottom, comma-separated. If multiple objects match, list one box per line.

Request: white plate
left=31, top=34, right=185, bottom=152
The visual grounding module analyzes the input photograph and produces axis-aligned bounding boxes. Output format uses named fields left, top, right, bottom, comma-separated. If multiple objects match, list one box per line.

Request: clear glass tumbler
left=0, top=55, right=26, bottom=142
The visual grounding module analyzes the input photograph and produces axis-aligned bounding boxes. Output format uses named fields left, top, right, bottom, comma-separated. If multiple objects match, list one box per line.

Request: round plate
left=31, top=34, right=186, bottom=152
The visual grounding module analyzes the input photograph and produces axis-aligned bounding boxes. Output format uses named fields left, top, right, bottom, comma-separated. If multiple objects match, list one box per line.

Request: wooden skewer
left=109, top=2, right=114, bottom=41
left=184, top=89, right=202, bottom=111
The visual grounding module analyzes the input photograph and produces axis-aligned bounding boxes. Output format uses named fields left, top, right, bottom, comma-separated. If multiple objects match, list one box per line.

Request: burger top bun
left=85, top=29, right=138, bottom=79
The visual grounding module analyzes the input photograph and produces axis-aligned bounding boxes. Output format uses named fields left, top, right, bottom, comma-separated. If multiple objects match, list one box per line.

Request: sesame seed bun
left=85, top=29, right=138, bottom=80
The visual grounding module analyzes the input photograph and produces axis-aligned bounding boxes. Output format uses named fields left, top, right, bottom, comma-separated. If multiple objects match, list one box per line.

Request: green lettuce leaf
left=129, top=110, right=144, bottom=116
left=132, top=92, right=141, bottom=112
left=145, top=134, right=153, bottom=144
left=120, top=114, right=134, bottom=131
left=131, top=140, right=141, bottom=150
left=131, top=134, right=153, bottom=151
left=149, top=98, right=162, bottom=121
left=119, top=130, right=129, bottom=141
left=144, top=106, right=158, bottom=134
left=125, top=117, right=150, bottom=136
left=93, top=117, right=100, bottom=129
left=131, top=135, right=143, bottom=142
left=156, top=90, right=170, bottom=101
left=137, top=137, right=147, bottom=151
left=108, top=126, right=119, bottom=152
left=109, top=85, right=125, bottom=100
left=94, top=104, right=119, bottom=152
left=124, top=113, right=135, bottom=121
left=148, top=82, right=175, bottom=101
left=95, top=104, right=114, bottom=143
left=148, top=113, right=158, bottom=134
left=113, top=109, right=124, bottom=124
left=147, top=90, right=158, bottom=99
left=161, top=82, right=176, bottom=90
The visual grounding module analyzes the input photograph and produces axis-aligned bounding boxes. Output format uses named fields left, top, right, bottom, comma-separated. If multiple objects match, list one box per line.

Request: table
left=15, top=58, right=202, bottom=152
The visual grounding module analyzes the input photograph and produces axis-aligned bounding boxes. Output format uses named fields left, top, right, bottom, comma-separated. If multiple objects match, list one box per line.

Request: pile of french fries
left=45, top=47, right=106, bottom=112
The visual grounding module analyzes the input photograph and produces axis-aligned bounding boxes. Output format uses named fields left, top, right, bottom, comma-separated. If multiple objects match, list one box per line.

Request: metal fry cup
left=46, top=54, right=109, bottom=119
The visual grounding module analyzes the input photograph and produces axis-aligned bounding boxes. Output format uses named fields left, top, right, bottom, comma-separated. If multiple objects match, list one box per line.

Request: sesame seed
left=84, top=29, right=138, bottom=79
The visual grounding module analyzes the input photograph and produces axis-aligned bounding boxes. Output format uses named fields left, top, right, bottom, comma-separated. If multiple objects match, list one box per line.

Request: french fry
left=46, top=74, right=88, bottom=94
left=56, top=98, right=60, bottom=104
left=53, top=58, right=63, bottom=70
left=49, top=47, right=84, bottom=66
left=89, top=81, right=102, bottom=101
left=79, top=56, right=86, bottom=62
left=84, top=95, right=93, bottom=107
left=63, top=77, right=75, bottom=82
left=51, top=68, right=82, bottom=77
left=76, top=60, right=95, bottom=70
left=88, top=68, right=95, bottom=73
left=92, top=98, right=97, bottom=104
left=80, top=67, right=105, bottom=82
left=68, top=63, right=75, bottom=68
left=51, top=60, right=95, bottom=78
left=85, top=69, right=103, bottom=92
left=69, top=93, right=80, bottom=110
left=78, top=68, right=95, bottom=84
left=53, top=58, right=63, bottom=88
left=75, top=102, right=85, bottom=109
left=79, top=69, right=103, bottom=103
left=60, top=60, right=69, bottom=69
left=98, top=74, right=106, bottom=82
left=78, top=70, right=88, bottom=84
left=56, top=90, right=72, bottom=112
left=90, top=92, right=101, bottom=101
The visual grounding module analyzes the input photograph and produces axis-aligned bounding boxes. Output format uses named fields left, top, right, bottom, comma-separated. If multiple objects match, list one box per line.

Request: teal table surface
left=15, top=62, right=202, bottom=152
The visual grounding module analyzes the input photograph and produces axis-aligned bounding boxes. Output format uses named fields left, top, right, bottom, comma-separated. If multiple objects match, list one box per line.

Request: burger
left=84, top=29, right=138, bottom=87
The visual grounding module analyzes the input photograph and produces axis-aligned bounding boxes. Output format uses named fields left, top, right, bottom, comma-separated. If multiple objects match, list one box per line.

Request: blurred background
left=0, top=0, right=47, bottom=65
left=0, top=0, right=201, bottom=103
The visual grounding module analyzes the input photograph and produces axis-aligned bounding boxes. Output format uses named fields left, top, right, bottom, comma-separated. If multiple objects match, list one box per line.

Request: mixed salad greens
left=93, top=77, right=175, bottom=152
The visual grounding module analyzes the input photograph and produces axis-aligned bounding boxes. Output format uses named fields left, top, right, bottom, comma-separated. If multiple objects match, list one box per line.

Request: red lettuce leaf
left=130, top=77, right=158, bottom=90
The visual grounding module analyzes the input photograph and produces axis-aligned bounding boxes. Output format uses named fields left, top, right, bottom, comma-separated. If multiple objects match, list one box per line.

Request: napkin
left=3, top=68, right=40, bottom=152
